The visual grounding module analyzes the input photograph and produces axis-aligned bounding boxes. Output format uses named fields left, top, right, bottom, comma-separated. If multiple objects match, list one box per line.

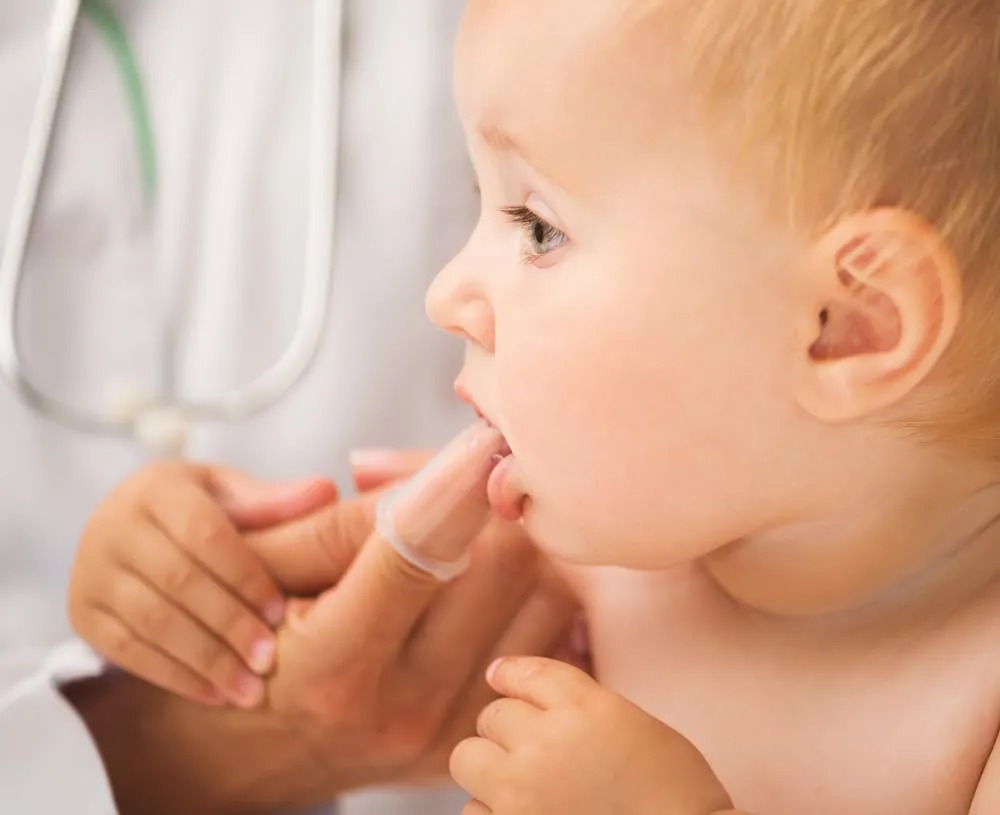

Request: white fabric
left=0, top=641, right=461, bottom=814
left=0, top=642, right=115, bottom=813
left=0, top=1, right=473, bottom=813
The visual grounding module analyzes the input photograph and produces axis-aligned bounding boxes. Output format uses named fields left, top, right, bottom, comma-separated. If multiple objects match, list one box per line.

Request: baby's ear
left=792, top=209, right=962, bottom=422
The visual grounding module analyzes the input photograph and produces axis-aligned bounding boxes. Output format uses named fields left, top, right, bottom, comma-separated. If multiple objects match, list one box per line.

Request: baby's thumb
left=205, top=466, right=339, bottom=531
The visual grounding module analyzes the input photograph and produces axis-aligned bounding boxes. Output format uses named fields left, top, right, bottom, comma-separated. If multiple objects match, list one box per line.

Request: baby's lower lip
left=487, top=447, right=525, bottom=522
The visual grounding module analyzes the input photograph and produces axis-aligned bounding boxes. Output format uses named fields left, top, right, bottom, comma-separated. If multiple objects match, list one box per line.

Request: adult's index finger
left=292, top=420, right=506, bottom=666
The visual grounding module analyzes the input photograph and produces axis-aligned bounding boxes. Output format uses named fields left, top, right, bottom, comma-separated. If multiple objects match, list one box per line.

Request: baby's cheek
left=497, top=322, right=658, bottom=560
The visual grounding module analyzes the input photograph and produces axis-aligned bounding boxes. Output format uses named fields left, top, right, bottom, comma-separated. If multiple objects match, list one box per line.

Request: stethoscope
left=0, top=0, right=344, bottom=455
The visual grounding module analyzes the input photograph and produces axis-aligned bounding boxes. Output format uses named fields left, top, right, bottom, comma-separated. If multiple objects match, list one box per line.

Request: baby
left=432, top=0, right=1000, bottom=813
left=68, top=0, right=1000, bottom=813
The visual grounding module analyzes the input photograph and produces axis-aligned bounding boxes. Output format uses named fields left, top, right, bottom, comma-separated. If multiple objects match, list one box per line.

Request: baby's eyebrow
left=477, top=121, right=561, bottom=188
left=478, top=122, right=541, bottom=170
left=479, top=122, right=519, bottom=153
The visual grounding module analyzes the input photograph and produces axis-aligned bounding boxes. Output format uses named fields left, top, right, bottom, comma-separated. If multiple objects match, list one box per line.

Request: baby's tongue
left=488, top=447, right=526, bottom=522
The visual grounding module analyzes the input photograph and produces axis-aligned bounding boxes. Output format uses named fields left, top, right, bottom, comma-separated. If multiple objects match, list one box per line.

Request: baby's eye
left=502, top=206, right=568, bottom=265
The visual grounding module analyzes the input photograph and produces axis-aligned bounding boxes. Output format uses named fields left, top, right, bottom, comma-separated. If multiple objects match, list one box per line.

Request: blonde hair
left=654, top=1, right=1000, bottom=454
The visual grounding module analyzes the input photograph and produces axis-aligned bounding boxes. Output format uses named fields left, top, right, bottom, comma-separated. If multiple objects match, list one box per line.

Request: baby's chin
left=522, top=510, right=671, bottom=570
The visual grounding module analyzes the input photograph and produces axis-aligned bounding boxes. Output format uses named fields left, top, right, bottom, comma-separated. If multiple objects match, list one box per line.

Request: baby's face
left=429, top=0, right=815, bottom=568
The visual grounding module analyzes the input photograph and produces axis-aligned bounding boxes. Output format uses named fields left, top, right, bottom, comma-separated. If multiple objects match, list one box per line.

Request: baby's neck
left=701, top=475, right=1000, bottom=635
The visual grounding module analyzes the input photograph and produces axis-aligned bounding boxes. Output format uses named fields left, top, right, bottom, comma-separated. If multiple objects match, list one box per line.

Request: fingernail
left=230, top=674, right=265, bottom=708
left=376, top=420, right=506, bottom=575
left=486, top=658, right=505, bottom=683
left=248, top=638, right=276, bottom=674
left=264, top=598, right=285, bottom=627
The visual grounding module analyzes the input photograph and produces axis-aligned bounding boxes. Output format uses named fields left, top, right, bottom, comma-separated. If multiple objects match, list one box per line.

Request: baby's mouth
left=455, top=382, right=496, bottom=429
left=453, top=383, right=525, bottom=521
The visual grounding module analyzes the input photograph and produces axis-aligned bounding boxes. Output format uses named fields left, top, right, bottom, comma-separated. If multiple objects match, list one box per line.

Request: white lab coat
left=0, top=643, right=115, bottom=813
left=0, top=0, right=474, bottom=812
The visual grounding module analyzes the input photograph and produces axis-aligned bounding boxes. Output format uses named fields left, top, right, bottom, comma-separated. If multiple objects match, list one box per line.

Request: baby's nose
left=426, top=258, right=495, bottom=352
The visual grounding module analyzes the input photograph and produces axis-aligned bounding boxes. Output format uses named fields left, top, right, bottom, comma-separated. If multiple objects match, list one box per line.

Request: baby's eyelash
left=501, top=205, right=542, bottom=228
left=501, top=205, right=568, bottom=265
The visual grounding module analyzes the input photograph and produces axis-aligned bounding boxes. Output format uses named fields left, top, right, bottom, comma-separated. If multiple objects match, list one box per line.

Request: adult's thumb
left=205, top=466, right=339, bottom=531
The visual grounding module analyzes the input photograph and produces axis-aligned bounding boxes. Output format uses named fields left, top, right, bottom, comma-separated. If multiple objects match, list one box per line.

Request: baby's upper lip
left=455, top=382, right=512, bottom=457
left=454, top=382, right=495, bottom=428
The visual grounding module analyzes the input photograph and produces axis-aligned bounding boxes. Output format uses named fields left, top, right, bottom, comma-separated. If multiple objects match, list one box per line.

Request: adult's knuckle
left=135, top=594, right=173, bottom=634
left=229, top=561, right=271, bottom=601
left=161, top=557, right=200, bottom=595
left=162, top=664, right=196, bottom=696
left=198, top=638, right=239, bottom=679
left=186, top=513, right=232, bottom=553
left=216, top=599, right=251, bottom=642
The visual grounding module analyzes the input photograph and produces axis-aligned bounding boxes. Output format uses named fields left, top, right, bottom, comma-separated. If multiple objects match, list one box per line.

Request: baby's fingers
left=106, top=571, right=266, bottom=708
left=82, top=606, right=222, bottom=707
left=450, top=737, right=507, bottom=806
left=146, top=479, right=285, bottom=625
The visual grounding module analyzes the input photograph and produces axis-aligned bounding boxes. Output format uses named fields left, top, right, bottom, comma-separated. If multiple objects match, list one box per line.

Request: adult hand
left=68, top=462, right=338, bottom=706
left=242, top=421, right=582, bottom=809
left=68, top=421, right=579, bottom=815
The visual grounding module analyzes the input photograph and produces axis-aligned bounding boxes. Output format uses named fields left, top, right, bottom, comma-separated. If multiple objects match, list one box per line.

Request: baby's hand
left=68, top=461, right=336, bottom=708
left=450, top=657, right=735, bottom=815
